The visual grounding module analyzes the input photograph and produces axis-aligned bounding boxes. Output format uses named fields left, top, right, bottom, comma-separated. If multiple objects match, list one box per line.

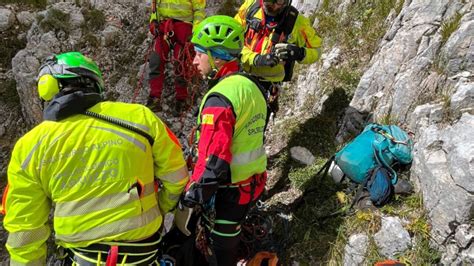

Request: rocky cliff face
left=337, top=1, right=473, bottom=263
left=272, top=0, right=473, bottom=263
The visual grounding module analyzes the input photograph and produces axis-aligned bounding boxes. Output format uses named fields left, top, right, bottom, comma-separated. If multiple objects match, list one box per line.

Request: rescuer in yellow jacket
left=147, top=0, right=206, bottom=114
left=235, top=0, right=322, bottom=82
left=1, top=52, right=188, bottom=265
left=235, top=0, right=322, bottom=113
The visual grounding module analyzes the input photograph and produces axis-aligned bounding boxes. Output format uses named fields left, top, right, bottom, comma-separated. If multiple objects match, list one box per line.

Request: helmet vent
left=204, top=28, right=210, bottom=35
left=213, top=38, right=225, bottom=44
left=225, top=27, right=233, bottom=37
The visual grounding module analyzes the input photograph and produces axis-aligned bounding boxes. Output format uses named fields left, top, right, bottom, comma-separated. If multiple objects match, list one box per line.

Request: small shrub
left=81, top=7, right=106, bottom=32
left=377, top=113, right=397, bottom=125
left=441, top=12, right=462, bottom=46
left=39, top=8, right=71, bottom=34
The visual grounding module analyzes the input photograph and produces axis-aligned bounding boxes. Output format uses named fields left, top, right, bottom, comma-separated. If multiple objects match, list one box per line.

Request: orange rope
left=175, top=41, right=201, bottom=131
left=131, top=38, right=155, bottom=103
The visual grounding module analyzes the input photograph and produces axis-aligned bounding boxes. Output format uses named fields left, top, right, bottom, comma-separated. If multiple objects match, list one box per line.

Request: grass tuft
left=441, top=12, right=462, bottom=46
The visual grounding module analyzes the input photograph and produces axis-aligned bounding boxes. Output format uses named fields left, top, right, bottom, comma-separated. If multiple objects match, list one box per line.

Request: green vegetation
left=75, top=7, right=106, bottom=49
left=313, top=0, right=405, bottom=97
left=37, top=8, right=71, bottom=34
left=322, top=194, right=440, bottom=264
left=216, top=0, right=239, bottom=17
left=0, top=0, right=47, bottom=8
left=441, top=12, right=462, bottom=46
left=81, top=7, right=106, bottom=32
left=377, top=113, right=397, bottom=125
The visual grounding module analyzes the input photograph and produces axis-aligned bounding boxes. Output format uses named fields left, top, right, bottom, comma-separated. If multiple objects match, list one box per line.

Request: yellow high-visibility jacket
left=2, top=101, right=188, bottom=265
left=149, top=0, right=206, bottom=29
left=235, top=0, right=322, bottom=82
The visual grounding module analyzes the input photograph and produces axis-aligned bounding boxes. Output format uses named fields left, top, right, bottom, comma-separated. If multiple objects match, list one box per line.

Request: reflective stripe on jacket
left=150, top=0, right=206, bottom=29
left=197, top=75, right=267, bottom=183
left=3, top=102, right=188, bottom=265
left=234, top=0, right=322, bottom=82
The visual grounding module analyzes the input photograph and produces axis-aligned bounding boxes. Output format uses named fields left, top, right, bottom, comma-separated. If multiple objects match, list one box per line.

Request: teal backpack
left=333, top=124, right=413, bottom=206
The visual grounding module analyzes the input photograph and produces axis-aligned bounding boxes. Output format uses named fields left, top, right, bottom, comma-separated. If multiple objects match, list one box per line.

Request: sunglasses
left=263, top=0, right=286, bottom=5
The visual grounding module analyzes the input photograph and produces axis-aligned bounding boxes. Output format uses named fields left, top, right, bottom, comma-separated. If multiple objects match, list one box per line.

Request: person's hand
left=149, top=20, right=160, bottom=37
left=254, top=53, right=280, bottom=67
left=274, top=43, right=306, bottom=61
left=182, top=189, right=199, bottom=208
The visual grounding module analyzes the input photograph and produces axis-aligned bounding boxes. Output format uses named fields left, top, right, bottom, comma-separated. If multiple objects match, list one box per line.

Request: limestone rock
left=101, top=25, right=122, bottom=47
left=455, top=224, right=473, bottom=249
left=290, top=146, right=315, bottom=165
left=374, top=216, right=411, bottom=258
left=343, top=233, right=368, bottom=266
left=16, top=11, right=35, bottom=27
left=412, top=113, right=474, bottom=246
left=0, top=8, right=15, bottom=31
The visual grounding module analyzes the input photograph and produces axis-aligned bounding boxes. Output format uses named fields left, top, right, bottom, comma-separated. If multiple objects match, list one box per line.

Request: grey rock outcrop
left=16, top=11, right=35, bottom=27
left=411, top=113, right=473, bottom=242
left=343, top=233, right=368, bottom=266
left=374, top=216, right=411, bottom=258
left=336, top=0, right=473, bottom=261
left=11, top=2, right=149, bottom=126
left=0, top=7, right=15, bottom=31
left=290, top=146, right=315, bottom=165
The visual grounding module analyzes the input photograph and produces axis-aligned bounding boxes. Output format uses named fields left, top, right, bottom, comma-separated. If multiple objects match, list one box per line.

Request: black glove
left=149, top=20, right=160, bottom=37
left=182, top=182, right=218, bottom=208
left=274, top=43, right=306, bottom=61
left=254, top=53, right=280, bottom=67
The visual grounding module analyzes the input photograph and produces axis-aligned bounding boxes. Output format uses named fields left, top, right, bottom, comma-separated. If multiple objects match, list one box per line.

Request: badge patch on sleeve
left=202, top=114, right=214, bottom=125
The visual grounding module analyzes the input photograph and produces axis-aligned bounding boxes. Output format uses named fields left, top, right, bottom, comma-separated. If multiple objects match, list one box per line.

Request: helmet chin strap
left=206, top=50, right=219, bottom=79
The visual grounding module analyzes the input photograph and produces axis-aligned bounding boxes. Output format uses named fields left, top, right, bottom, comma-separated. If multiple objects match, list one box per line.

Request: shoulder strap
left=83, top=110, right=155, bottom=146
left=271, top=6, right=299, bottom=44
left=246, top=0, right=262, bottom=25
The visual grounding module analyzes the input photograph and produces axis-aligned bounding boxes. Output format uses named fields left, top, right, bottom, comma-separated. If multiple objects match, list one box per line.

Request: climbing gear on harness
left=195, top=195, right=217, bottom=261
left=66, top=233, right=162, bottom=265
left=239, top=203, right=290, bottom=263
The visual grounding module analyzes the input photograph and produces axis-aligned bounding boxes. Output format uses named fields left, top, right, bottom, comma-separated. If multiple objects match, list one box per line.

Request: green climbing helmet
left=38, top=51, right=105, bottom=93
left=191, top=15, right=245, bottom=57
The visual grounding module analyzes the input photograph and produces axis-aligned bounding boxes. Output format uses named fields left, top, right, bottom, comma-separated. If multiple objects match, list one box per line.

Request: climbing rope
left=239, top=202, right=291, bottom=262
left=175, top=41, right=202, bottom=131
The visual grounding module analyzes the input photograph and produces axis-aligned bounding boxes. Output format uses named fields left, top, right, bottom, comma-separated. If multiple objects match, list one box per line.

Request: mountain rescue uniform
left=148, top=0, right=206, bottom=103
left=2, top=99, right=188, bottom=265
left=234, top=0, right=322, bottom=83
left=184, top=60, right=268, bottom=265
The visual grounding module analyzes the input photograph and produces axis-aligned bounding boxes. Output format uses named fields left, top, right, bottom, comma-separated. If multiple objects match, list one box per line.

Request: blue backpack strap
left=370, top=125, right=398, bottom=184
